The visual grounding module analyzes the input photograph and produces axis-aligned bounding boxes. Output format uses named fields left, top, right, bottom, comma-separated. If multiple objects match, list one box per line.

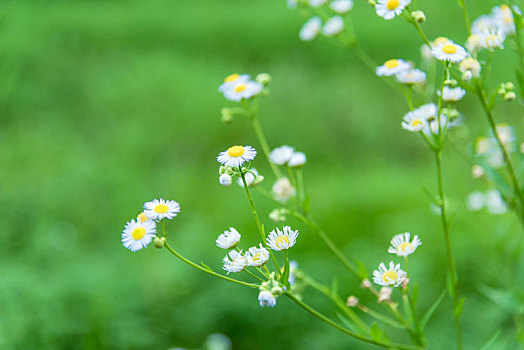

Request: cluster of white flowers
left=466, top=189, right=508, bottom=214
left=375, top=0, right=411, bottom=20
left=219, top=74, right=263, bottom=102
left=270, top=145, right=306, bottom=167
left=475, top=125, right=516, bottom=168
left=376, top=59, right=427, bottom=85
left=121, top=198, right=180, bottom=252
left=373, top=233, right=421, bottom=287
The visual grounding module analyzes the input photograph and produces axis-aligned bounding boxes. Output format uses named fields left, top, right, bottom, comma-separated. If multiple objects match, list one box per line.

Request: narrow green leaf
left=478, top=284, right=524, bottom=314
left=480, top=330, right=502, bottom=350
left=336, top=312, right=364, bottom=336
left=201, top=262, right=214, bottom=272
left=281, top=257, right=291, bottom=290
left=370, top=323, right=382, bottom=342
left=356, top=260, right=369, bottom=280
left=412, top=283, right=419, bottom=308
left=331, top=278, right=339, bottom=296
left=303, top=194, right=311, bottom=215
left=421, top=290, right=446, bottom=329
left=454, top=297, right=466, bottom=319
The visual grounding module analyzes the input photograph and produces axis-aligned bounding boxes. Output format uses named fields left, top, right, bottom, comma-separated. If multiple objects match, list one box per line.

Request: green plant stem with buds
left=240, top=171, right=282, bottom=274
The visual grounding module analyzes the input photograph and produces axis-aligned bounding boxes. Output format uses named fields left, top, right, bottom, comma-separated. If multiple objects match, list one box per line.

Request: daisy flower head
left=137, top=211, right=150, bottom=223
left=223, top=80, right=263, bottom=102
left=222, top=250, right=247, bottom=274
left=330, top=0, right=353, bottom=14
left=460, top=57, right=481, bottom=79
left=272, top=177, right=296, bottom=202
left=396, top=69, right=427, bottom=85
left=144, top=198, right=180, bottom=221
left=216, top=227, right=241, bottom=249
left=217, top=145, right=257, bottom=168
left=376, top=0, right=411, bottom=20
left=219, top=173, right=232, bottom=186
left=237, top=168, right=259, bottom=187
left=472, top=15, right=497, bottom=35
left=299, top=16, right=322, bottom=41
left=267, top=226, right=299, bottom=251
left=322, top=16, right=344, bottom=36
left=466, top=34, right=483, bottom=53
left=480, top=28, right=505, bottom=51
left=388, top=233, right=422, bottom=257
left=376, top=59, right=411, bottom=77
left=373, top=262, right=407, bottom=287
left=245, top=244, right=270, bottom=267
left=486, top=189, right=508, bottom=214
left=466, top=191, right=485, bottom=211
left=121, top=218, right=156, bottom=252
left=432, top=41, right=467, bottom=63
left=258, top=290, right=277, bottom=307
left=270, top=145, right=295, bottom=165
left=440, top=86, right=466, bottom=102
left=288, top=151, right=306, bottom=168
left=401, top=110, right=428, bottom=132
left=492, top=5, right=517, bottom=35
left=219, top=74, right=250, bottom=93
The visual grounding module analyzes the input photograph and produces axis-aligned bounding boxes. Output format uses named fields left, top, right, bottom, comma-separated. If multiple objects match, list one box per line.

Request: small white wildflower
left=492, top=5, right=517, bottom=35
left=322, top=16, right=344, bottom=36
left=373, top=262, right=407, bottom=287
left=288, top=152, right=306, bottom=167
left=144, top=198, right=180, bottom=221
left=299, top=17, right=322, bottom=41
left=218, top=74, right=250, bottom=93
left=330, top=0, right=353, bottom=14
left=396, top=69, right=426, bottom=85
left=267, top=226, right=299, bottom=251
left=223, top=81, right=263, bottom=102
left=440, top=86, right=466, bottom=102
left=401, top=110, right=428, bottom=132
left=432, top=41, right=467, bottom=63
left=258, top=290, right=277, bottom=307
left=466, top=34, right=483, bottom=53
left=466, top=191, right=485, bottom=211
left=272, top=177, right=296, bottom=202
left=480, top=28, right=505, bottom=50
left=472, top=15, right=497, bottom=35
left=222, top=250, right=247, bottom=274
left=245, top=244, right=270, bottom=267
left=388, top=233, right=422, bottom=257
left=460, top=57, right=481, bottom=80
left=137, top=212, right=151, bottom=223
left=376, top=0, right=411, bottom=20
left=237, top=168, right=259, bottom=187
left=376, top=59, right=411, bottom=76
left=347, top=296, right=359, bottom=307
left=217, top=145, right=257, bottom=168
left=486, top=189, right=508, bottom=214
left=121, top=219, right=157, bottom=252
left=472, top=165, right=484, bottom=178
left=270, top=145, right=295, bottom=165
left=219, top=173, right=232, bottom=186
left=216, top=227, right=241, bottom=249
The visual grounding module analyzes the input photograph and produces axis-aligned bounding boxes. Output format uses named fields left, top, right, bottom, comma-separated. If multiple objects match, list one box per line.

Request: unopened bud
left=368, top=0, right=376, bottom=6
left=462, top=71, right=473, bottom=81
left=401, top=278, right=410, bottom=290
left=505, top=82, right=515, bottom=91
left=256, top=73, right=272, bottom=85
left=252, top=175, right=265, bottom=186
left=346, top=296, right=359, bottom=307
left=361, top=279, right=372, bottom=289
left=271, top=286, right=283, bottom=296
left=219, top=173, right=232, bottom=186
left=445, top=79, right=457, bottom=87
left=505, top=91, right=516, bottom=101
left=472, top=165, right=484, bottom=178
left=378, top=287, right=393, bottom=303
left=154, top=236, right=166, bottom=248
left=411, top=11, right=426, bottom=23
left=497, top=87, right=506, bottom=96
left=221, top=108, right=233, bottom=123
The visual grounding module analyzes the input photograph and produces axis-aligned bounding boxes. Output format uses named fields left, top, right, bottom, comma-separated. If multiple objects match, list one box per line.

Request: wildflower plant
left=120, top=1, right=524, bottom=349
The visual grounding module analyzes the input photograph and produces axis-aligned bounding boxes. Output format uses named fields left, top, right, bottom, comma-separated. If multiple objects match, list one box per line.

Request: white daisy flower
left=373, top=262, right=407, bottom=287
left=289, top=260, right=299, bottom=284
left=376, top=59, right=411, bottom=76
left=466, top=191, right=485, bottom=211
left=330, top=0, right=353, bottom=14
left=459, top=57, right=481, bottom=79
left=217, top=145, right=257, bottom=168
left=216, top=227, right=241, bottom=249
left=492, top=5, right=517, bottom=35
left=245, top=244, right=270, bottom=266
left=495, top=124, right=516, bottom=148
left=431, top=41, right=467, bottom=63
left=401, top=110, right=428, bottom=132
left=396, top=69, right=427, bottom=85
left=270, top=145, right=295, bottom=165
left=439, top=86, right=466, bottom=102
left=309, top=0, right=328, bottom=7
left=219, top=173, right=232, bottom=186
left=267, top=226, right=299, bottom=251
left=218, top=74, right=250, bottom=93
left=299, top=17, right=322, bottom=41
left=121, top=219, right=157, bottom=252
left=137, top=211, right=150, bottom=223
left=272, top=177, right=296, bottom=202
left=472, top=15, right=497, bottom=35
left=485, top=189, right=508, bottom=214
left=223, top=81, right=263, bottom=102
left=388, top=233, right=422, bottom=257
left=424, top=115, right=450, bottom=136
left=144, top=198, right=180, bottom=221
left=288, top=152, right=306, bottom=167
left=237, top=168, right=259, bottom=187
left=466, top=34, right=483, bottom=53
left=480, top=28, right=505, bottom=50
left=222, top=250, right=247, bottom=274
left=322, top=16, right=344, bottom=36
left=376, top=0, right=411, bottom=20
left=258, top=290, right=276, bottom=307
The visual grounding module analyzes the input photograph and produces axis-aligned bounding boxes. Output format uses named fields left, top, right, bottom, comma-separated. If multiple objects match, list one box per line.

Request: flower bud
left=378, top=287, right=393, bottom=303
left=445, top=79, right=457, bottom=87
left=271, top=286, right=284, bottom=296
left=411, top=11, right=426, bottom=23
left=505, top=82, right=515, bottom=91
left=252, top=175, right=265, bottom=186
left=346, top=296, right=359, bottom=307
left=368, top=0, right=376, bottom=6
left=219, top=173, right=232, bottom=186
left=497, top=87, right=506, bottom=96
left=154, top=236, right=166, bottom=248
left=505, top=91, right=516, bottom=101
left=256, top=73, right=272, bottom=85
left=361, top=279, right=372, bottom=289
left=472, top=165, right=484, bottom=178
left=462, top=71, right=473, bottom=81
left=269, top=208, right=287, bottom=223
left=220, top=108, right=233, bottom=123
left=401, top=278, right=410, bottom=290
left=258, top=290, right=277, bottom=307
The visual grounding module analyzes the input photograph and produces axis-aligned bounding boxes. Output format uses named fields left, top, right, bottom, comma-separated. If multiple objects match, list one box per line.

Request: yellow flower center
left=433, top=37, right=449, bottom=47
left=411, top=119, right=423, bottom=127
left=137, top=212, right=149, bottom=223
left=386, top=0, right=399, bottom=10
left=383, top=270, right=398, bottom=283
left=442, top=44, right=457, bottom=54
left=252, top=253, right=261, bottom=262
left=234, top=84, right=247, bottom=92
left=501, top=5, right=509, bottom=10
left=225, top=74, right=239, bottom=83
left=504, top=16, right=513, bottom=24
left=385, top=59, right=399, bottom=69
left=275, top=236, right=290, bottom=249
left=131, top=227, right=146, bottom=240
left=398, top=242, right=413, bottom=252
left=154, top=204, right=169, bottom=213
left=227, top=145, right=245, bottom=157
left=485, top=35, right=496, bottom=46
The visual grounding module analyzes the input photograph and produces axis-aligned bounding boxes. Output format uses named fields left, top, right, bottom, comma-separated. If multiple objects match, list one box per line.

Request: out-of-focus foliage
left=0, top=0, right=522, bottom=349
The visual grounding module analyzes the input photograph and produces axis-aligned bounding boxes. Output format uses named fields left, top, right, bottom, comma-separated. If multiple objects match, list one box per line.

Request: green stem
left=249, top=107, right=282, bottom=178
left=240, top=172, right=282, bottom=274
left=296, top=167, right=305, bottom=205
left=244, top=268, right=265, bottom=282
left=163, top=243, right=259, bottom=288
left=458, top=0, right=472, bottom=35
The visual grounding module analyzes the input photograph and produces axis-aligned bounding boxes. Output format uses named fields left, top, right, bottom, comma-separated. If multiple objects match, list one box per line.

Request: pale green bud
left=505, top=91, right=516, bottom=101
left=411, top=11, right=426, bottom=23
left=445, top=79, right=457, bottom=87
left=505, top=82, right=515, bottom=91
left=271, top=286, right=283, bottom=296
left=154, top=236, right=166, bottom=248
left=221, top=108, right=233, bottom=123
left=252, top=175, right=265, bottom=186
left=256, top=73, right=272, bottom=85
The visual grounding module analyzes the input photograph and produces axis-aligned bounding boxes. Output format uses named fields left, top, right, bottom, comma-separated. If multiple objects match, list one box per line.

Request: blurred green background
left=1, top=0, right=523, bottom=349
